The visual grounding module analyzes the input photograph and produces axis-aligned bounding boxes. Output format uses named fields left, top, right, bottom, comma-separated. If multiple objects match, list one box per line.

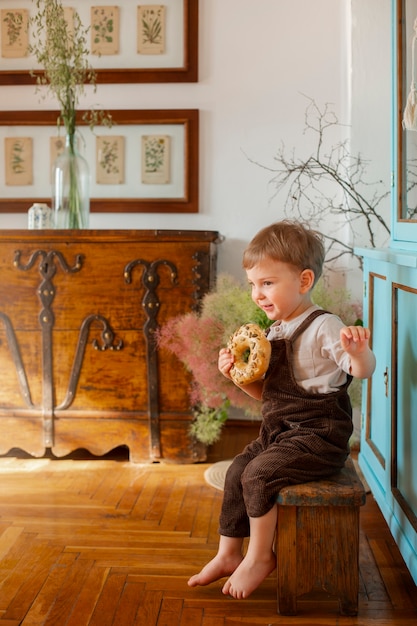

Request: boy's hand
left=340, top=325, right=371, bottom=356
left=218, top=347, right=264, bottom=400
left=218, top=348, right=234, bottom=379
left=340, top=325, right=376, bottom=378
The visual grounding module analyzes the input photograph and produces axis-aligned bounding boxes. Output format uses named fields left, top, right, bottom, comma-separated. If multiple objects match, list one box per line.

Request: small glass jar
left=28, top=203, right=53, bottom=229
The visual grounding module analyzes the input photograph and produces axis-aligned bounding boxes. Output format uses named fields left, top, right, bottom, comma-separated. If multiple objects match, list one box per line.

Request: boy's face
left=246, top=258, right=314, bottom=322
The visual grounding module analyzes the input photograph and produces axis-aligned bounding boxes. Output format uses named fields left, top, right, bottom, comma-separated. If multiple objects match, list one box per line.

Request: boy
left=188, top=220, right=375, bottom=599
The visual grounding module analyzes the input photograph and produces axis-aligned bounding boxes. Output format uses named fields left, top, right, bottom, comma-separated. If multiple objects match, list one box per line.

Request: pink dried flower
left=155, top=274, right=265, bottom=427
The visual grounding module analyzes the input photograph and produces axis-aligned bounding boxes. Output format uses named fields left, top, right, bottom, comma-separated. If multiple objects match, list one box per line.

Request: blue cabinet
left=357, top=248, right=417, bottom=583
left=357, top=0, right=417, bottom=586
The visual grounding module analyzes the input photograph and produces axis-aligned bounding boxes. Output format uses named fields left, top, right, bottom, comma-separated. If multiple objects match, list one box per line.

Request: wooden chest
left=0, top=229, right=219, bottom=462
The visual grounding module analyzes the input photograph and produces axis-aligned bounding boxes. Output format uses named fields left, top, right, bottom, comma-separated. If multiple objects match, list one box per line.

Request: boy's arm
left=340, top=326, right=376, bottom=379
left=233, top=379, right=264, bottom=400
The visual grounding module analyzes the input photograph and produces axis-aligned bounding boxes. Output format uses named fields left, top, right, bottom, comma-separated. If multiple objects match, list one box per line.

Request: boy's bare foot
left=187, top=553, right=244, bottom=587
left=221, top=552, right=276, bottom=599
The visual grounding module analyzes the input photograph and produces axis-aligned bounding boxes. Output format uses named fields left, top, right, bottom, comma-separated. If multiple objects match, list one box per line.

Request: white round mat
left=204, top=459, right=233, bottom=491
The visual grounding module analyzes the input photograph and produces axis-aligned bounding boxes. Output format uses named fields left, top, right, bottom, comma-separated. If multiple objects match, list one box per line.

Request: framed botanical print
left=0, top=0, right=198, bottom=84
left=0, top=109, right=199, bottom=214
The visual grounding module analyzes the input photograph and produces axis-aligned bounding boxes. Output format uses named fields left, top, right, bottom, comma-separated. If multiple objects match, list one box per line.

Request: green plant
left=312, top=278, right=362, bottom=326
left=189, top=403, right=230, bottom=447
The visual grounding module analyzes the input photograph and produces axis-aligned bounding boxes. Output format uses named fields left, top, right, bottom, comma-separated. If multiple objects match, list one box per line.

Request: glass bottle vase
left=52, top=133, right=90, bottom=229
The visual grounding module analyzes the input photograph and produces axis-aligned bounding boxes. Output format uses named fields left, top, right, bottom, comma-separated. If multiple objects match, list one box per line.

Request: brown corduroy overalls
left=219, top=310, right=353, bottom=538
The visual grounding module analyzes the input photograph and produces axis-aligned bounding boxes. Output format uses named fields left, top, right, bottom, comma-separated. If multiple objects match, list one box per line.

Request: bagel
left=227, top=323, right=271, bottom=385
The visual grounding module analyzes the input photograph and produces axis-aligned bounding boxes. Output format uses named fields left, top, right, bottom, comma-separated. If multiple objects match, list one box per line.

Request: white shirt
left=266, top=304, right=352, bottom=394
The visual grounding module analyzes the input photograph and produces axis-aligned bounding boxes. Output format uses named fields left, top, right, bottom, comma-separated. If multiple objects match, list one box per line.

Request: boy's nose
left=252, top=288, right=264, bottom=301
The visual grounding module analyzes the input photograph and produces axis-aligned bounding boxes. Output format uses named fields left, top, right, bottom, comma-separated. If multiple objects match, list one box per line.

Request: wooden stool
left=275, top=456, right=366, bottom=616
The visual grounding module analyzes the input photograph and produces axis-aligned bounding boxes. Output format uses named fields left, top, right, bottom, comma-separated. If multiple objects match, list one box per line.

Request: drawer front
left=0, top=241, right=211, bottom=331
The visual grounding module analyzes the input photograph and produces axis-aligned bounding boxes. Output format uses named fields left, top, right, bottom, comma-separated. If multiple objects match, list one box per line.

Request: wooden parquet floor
left=0, top=448, right=416, bottom=625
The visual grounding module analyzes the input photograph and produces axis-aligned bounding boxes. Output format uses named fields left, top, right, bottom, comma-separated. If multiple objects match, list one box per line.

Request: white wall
left=348, top=0, right=392, bottom=294
left=0, top=0, right=391, bottom=291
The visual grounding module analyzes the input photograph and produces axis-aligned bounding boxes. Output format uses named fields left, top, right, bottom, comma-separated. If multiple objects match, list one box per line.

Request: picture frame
left=0, top=0, right=198, bottom=84
left=0, top=109, right=199, bottom=214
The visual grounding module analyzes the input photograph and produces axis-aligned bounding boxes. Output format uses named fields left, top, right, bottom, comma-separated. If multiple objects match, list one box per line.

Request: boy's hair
left=242, top=220, right=325, bottom=286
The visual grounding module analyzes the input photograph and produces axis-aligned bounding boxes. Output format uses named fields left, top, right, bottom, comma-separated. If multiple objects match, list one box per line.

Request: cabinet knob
left=383, top=367, right=389, bottom=397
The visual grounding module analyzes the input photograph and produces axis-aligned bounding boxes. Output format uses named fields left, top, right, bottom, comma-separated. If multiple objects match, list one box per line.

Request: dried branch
left=247, top=97, right=390, bottom=269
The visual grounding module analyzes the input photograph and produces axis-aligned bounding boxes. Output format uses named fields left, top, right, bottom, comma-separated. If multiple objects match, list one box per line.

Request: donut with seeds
left=227, top=323, right=271, bottom=385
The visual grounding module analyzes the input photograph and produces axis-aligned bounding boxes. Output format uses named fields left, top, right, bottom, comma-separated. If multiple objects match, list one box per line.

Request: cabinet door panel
left=365, top=270, right=390, bottom=470
left=393, top=283, right=417, bottom=519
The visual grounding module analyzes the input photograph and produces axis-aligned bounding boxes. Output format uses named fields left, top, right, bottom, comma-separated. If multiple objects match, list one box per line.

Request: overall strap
left=289, top=309, right=331, bottom=343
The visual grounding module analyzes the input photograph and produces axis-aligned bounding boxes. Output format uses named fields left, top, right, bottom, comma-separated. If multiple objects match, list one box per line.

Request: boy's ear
left=300, top=269, right=315, bottom=293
